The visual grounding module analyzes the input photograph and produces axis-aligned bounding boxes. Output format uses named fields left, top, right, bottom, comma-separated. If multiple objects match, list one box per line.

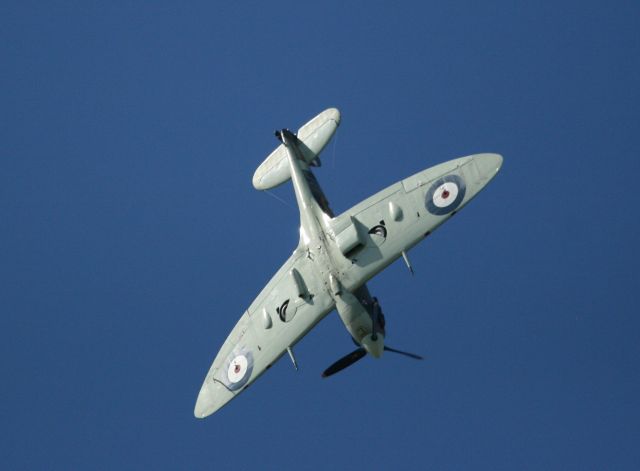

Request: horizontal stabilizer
left=252, top=108, right=340, bottom=190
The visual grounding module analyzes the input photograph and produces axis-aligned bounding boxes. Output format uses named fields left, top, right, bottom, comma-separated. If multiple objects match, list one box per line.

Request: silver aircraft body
left=194, top=108, right=502, bottom=418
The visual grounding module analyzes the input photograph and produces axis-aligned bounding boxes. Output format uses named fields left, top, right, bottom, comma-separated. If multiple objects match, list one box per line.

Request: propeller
left=322, top=297, right=422, bottom=378
left=321, top=348, right=366, bottom=378
left=321, top=345, right=423, bottom=378
left=383, top=346, right=423, bottom=360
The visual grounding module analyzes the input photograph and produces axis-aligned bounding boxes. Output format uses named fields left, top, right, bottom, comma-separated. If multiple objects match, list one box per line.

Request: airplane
left=194, top=108, right=503, bottom=418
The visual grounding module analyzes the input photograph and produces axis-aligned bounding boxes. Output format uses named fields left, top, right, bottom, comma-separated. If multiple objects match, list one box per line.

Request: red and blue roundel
left=222, top=347, right=254, bottom=391
left=425, top=174, right=466, bottom=215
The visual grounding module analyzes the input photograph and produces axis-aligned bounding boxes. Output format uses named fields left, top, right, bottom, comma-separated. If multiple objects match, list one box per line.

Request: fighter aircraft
left=194, top=108, right=502, bottom=418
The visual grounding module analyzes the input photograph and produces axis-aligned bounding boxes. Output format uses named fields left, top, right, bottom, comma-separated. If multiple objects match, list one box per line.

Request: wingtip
left=193, top=377, right=235, bottom=419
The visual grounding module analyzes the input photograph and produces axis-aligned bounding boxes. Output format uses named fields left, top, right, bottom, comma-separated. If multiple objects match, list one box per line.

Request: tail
left=252, top=108, right=340, bottom=190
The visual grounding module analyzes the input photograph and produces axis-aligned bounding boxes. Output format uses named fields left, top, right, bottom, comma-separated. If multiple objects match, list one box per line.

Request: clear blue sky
left=2, top=1, right=639, bottom=469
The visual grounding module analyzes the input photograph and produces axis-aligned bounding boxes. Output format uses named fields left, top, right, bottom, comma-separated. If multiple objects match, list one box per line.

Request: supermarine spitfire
left=194, top=108, right=502, bottom=418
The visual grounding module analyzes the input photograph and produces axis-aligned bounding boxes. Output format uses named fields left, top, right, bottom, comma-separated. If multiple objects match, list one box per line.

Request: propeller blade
left=383, top=346, right=424, bottom=360
left=321, top=348, right=367, bottom=378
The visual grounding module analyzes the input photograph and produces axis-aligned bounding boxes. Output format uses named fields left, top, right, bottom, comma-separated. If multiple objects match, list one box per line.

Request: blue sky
left=2, top=1, right=639, bottom=469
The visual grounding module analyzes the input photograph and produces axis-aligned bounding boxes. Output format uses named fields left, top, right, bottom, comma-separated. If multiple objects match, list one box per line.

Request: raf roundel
left=222, top=349, right=254, bottom=391
left=227, top=355, right=248, bottom=383
left=425, top=174, right=466, bottom=215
